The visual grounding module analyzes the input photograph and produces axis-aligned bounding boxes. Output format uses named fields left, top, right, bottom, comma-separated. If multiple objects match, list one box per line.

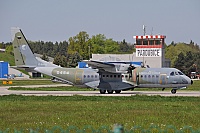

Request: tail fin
left=11, top=27, right=38, bottom=68
left=11, top=27, right=58, bottom=68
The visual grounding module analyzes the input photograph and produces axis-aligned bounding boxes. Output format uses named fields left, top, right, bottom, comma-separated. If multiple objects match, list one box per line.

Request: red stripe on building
left=135, top=45, right=162, bottom=48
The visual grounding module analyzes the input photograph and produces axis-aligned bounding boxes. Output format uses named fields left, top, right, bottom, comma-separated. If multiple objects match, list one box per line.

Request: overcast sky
left=0, top=0, right=200, bottom=45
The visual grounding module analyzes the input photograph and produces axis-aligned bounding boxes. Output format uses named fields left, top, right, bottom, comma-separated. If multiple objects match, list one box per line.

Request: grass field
left=0, top=95, right=200, bottom=131
left=0, top=52, right=15, bottom=66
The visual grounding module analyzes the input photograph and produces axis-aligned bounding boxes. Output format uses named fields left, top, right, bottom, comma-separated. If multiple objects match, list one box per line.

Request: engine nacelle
left=116, top=64, right=130, bottom=72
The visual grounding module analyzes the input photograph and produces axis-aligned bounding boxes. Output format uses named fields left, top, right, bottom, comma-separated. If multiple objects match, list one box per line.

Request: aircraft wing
left=85, top=60, right=129, bottom=73
left=86, top=60, right=114, bottom=68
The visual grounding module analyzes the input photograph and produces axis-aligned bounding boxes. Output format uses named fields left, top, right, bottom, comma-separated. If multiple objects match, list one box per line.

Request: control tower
left=133, top=35, right=170, bottom=68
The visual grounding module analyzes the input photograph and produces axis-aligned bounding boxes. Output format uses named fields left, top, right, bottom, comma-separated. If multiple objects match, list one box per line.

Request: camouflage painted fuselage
left=35, top=66, right=192, bottom=91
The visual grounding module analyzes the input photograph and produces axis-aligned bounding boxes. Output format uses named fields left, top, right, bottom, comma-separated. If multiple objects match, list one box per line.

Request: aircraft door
left=75, top=70, right=83, bottom=84
left=160, top=74, right=166, bottom=85
left=136, top=73, right=139, bottom=85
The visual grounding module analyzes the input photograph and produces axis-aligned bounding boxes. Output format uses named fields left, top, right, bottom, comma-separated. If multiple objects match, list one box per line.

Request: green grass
left=0, top=52, right=15, bottom=66
left=187, top=80, right=200, bottom=91
left=0, top=95, right=199, bottom=131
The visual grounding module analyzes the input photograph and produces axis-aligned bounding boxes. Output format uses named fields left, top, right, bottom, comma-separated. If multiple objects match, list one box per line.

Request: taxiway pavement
left=0, top=85, right=199, bottom=97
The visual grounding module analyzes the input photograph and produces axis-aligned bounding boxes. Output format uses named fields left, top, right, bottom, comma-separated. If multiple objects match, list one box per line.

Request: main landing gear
left=100, top=90, right=106, bottom=94
left=99, top=90, right=121, bottom=94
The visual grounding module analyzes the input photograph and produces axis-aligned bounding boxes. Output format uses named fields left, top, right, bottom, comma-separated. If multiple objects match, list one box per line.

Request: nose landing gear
left=171, top=89, right=177, bottom=94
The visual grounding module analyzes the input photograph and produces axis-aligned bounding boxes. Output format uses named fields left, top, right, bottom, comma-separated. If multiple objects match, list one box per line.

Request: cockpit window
left=170, top=71, right=184, bottom=76
left=178, top=71, right=184, bottom=75
left=170, top=72, right=175, bottom=76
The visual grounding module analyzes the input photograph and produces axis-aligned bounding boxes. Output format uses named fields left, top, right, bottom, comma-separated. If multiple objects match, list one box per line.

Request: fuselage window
left=152, top=75, right=155, bottom=78
left=144, top=75, right=147, bottom=78
left=103, top=75, right=105, bottom=77
left=170, top=72, right=175, bottom=76
left=110, top=75, right=113, bottom=78
left=125, top=75, right=128, bottom=78
left=122, top=75, right=124, bottom=78
left=114, top=75, right=116, bottom=78
left=175, top=72, right=179, bottom=75
left=118, top=75, right=121, bottom=78
left=95, top=75, right=98, bottom=78
left=84, top=75, right=86, bottom=78
left=91, top=75, right=94, bottom=78
left=141, top=75, right=143, bottom=78
left=87, top=75, right=90, bottom=78
left=156, top=75, right=159, bottom=78
left=148, top=75, right=151, bottom=78
left=106, top=75, right=109, bottom=77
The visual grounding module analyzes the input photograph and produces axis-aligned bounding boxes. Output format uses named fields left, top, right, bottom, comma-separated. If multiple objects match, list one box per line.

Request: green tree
left=88, top=34, right=106, bottom=54
left=53, top=53, right=67, bottom=67
left=5, top=45, right=13, bottom=55
left=0, top=42, right=3, bottom=49
left=68, top=31, right=89, bottom=59
left=67, top=52, right=83, bottom=67
left=174, top=52, right=185, bottom=72
left=53, top=53, right=62, bottom=66
left=53, top=41, right=59, bottom=56
left=118, top=39, right=135, bottom=53
left=104, top=38, right=119, bottom=53
left=174, top=51, right=197, bottom=75
left=41, top=53, right=49, bottom=61
left=59, top=41, right=68, bottom=56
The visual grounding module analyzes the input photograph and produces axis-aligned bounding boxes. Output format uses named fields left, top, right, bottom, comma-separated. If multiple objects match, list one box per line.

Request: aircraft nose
left=191, top=80, right=193, bottom=85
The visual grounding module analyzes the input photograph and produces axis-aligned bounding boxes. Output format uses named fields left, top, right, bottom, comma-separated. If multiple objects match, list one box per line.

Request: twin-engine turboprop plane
left=11, top=27, right=193, bottom=94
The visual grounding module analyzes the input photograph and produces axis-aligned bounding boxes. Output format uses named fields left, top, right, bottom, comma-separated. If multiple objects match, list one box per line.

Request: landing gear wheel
left=100, top=90, right=106, bottom=94
left=115, top=90, right=121, bottom=94
left=171, top=89, right=176, bottom=94
left=107, top=90, right=114, bottom=94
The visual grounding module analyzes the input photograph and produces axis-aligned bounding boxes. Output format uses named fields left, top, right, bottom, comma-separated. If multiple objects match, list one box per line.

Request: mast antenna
left=143, top=25, right=146, bottom=36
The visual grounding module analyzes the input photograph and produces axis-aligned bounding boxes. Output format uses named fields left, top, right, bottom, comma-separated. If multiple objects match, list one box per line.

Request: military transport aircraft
left=11, top=27, right=193, bottom=94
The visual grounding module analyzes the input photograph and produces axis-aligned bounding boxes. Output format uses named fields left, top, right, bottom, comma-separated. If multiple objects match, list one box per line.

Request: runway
left=0, top=85, right=199, bottom=97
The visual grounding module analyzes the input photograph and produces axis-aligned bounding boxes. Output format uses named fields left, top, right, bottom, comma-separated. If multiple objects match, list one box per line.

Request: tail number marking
left=56, top=71, right=69, bottom=75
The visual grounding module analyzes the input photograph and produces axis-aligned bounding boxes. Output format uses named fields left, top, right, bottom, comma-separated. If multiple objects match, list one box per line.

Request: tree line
left=166, top=40, right=200, bottom=75
left=1, top=31, right=200, bottom=75
left=1, top=31, right=134, bottom=67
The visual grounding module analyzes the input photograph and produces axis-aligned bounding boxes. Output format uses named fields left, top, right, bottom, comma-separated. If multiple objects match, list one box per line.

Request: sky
left=0, top=0, right=200, bottom=45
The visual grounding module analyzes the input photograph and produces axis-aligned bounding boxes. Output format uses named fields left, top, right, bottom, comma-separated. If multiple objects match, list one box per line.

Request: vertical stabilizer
left=11, top=27, right=38, bottom=67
